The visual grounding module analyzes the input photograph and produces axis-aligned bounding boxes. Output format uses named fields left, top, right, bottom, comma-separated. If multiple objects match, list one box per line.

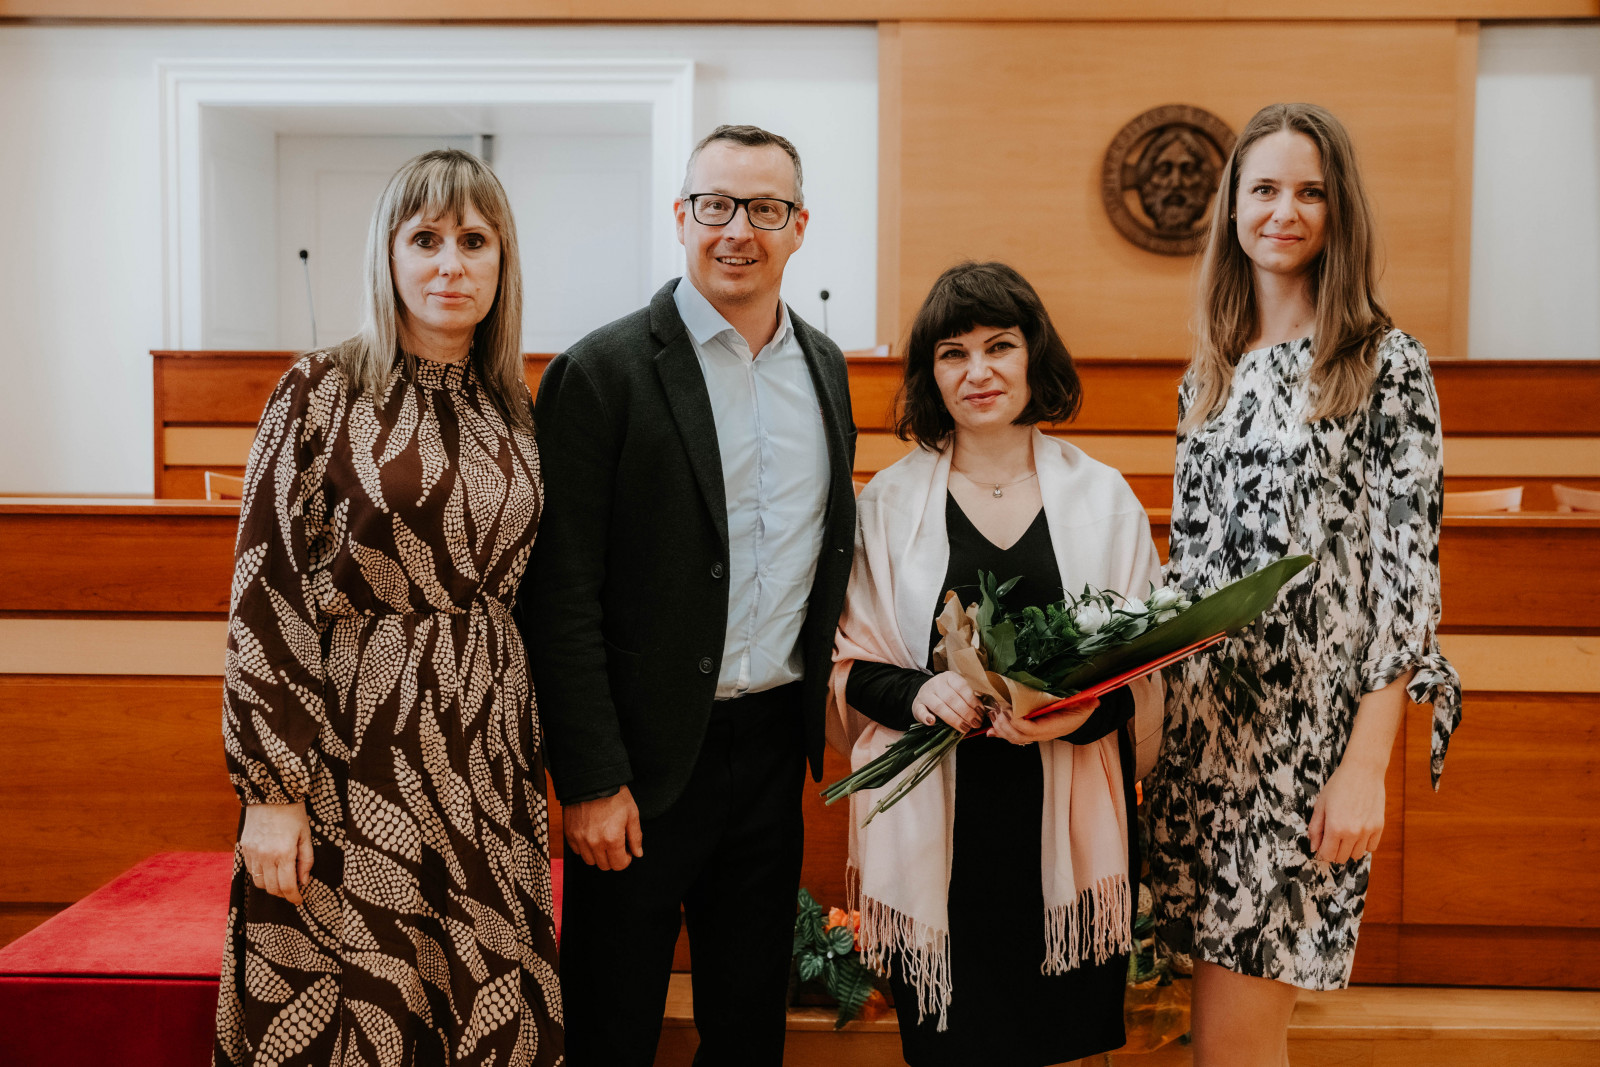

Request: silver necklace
left=954, top=468, right=1038, bottom=498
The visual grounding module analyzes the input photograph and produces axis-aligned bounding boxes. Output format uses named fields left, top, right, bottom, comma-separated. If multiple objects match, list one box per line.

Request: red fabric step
left=0, top=851, right=565, bottom=1066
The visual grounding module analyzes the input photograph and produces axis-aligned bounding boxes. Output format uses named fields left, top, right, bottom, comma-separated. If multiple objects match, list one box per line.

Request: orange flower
left=825, top=907, right=863, bottom=952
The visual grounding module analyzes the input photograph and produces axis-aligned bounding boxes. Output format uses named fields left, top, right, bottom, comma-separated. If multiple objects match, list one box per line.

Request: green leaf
left=826, top=925, right=856, bottom=955
left=826, top=961, right=875, bottom=1028
left=796, top=910, right=824, bottom=947
left=1023, top=555, right=1315, bottom=696
left=797, top=953, right=824, bottom=983
left=985, top=620, right=1017, bottom=674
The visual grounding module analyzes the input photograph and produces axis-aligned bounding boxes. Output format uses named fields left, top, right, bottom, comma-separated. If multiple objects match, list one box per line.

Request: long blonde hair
left=1182, top=103, right=1391, bottom=433
left=331, top=148, right=531, bottom=432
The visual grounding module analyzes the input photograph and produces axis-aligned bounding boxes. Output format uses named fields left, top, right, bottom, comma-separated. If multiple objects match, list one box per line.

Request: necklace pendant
left=992, top=485, right=1004, bottom=498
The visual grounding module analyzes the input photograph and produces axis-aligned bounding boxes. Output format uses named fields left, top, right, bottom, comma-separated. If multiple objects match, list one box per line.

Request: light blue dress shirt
left=673, top=278, right=830, bottom=699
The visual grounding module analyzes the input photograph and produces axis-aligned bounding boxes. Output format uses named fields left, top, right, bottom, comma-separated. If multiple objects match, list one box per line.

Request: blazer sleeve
left=521, top=352, right=635, bottom=802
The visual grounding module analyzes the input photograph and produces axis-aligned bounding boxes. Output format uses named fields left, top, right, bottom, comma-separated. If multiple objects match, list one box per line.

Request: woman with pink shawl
left=829, top=262, right=1165, bottom=1067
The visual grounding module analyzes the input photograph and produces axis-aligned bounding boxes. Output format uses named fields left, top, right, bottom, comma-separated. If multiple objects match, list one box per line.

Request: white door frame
left=157, top=57, right=695, bottom=349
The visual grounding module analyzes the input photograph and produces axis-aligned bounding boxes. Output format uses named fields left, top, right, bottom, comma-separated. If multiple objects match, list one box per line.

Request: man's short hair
left=680, top=124, right=804, bottom=204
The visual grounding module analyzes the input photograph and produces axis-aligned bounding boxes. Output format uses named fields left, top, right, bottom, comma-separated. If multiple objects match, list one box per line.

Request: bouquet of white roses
left=823, top=555, right=1312, bottom=824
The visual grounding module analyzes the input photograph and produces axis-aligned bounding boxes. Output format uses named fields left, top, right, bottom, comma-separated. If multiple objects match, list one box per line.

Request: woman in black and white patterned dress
left=1145, top=103, right=1462, bottom=1067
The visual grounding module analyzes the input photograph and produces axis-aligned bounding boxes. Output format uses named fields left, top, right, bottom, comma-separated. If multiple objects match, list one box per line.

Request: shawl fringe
left=1042, top=873, right=1134, bottom=975
left=849, top=863, right=953, bottom=1031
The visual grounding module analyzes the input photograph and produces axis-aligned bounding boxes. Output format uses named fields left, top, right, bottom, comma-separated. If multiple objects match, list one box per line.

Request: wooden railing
left=152, top=351, right=1600, bottom=509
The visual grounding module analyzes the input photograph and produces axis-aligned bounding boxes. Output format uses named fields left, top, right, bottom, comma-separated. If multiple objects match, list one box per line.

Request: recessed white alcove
left=159, top=58, right=695, bottom=353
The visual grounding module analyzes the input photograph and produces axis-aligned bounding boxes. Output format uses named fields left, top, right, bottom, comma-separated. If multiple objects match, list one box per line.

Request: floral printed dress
left=215, top=352, right=563, bottom=1066
left=1147, top=330, right=1462, bottom=990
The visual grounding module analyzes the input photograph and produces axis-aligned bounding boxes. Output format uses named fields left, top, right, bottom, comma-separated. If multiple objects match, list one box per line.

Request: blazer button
left=711, top=562, right=725, bottom=578
left=699, top=657, right=715, bottom=674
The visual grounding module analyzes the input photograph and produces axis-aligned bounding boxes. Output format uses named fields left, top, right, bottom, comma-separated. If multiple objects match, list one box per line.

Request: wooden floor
left=655, top=977, right=1600, bottom=1067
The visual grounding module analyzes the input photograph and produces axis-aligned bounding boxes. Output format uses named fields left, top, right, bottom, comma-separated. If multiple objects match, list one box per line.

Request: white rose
left=1147, top=586, right=1183, bottom=611
left=1074, top=601, right=1111, bottom=634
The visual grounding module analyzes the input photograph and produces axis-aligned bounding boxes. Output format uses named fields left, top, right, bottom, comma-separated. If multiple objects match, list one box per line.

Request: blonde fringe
left=1042, top=873, right=1134, bottom=975
left=847, top=863, right=953, bottom=1031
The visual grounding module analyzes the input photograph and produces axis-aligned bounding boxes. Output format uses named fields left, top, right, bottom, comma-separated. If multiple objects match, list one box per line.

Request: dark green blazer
left=520, top=279, right=857, bottom=818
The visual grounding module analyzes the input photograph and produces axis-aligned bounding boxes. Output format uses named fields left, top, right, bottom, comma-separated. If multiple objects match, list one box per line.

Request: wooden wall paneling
left=887, top=22, right=1462, bottom=359
left=156, top=352, right=297, bottom=424
left=1402, top=693, right=1600, bottom=929
left=1349, top=921, right=1400, bottom=984
left=0, top=513, right=237, bottom=615
left=1433, top=362, right=1600, bottom=435
left=0, top=676, right=239, bottom=902
left=0, top=904, right=67, bottom=950
left=1437, top=522, right=1600, bottom=632
left=151, top=354, right=167, bottom=500
left=1395, top=924, right=1600, bottom=988
left=1365, top=728, right=1407, bottom=926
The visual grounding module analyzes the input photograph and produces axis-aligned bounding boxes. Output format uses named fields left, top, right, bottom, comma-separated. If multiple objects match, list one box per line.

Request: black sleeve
left=844, top=661, right=928, bottom=732
left=1060, top=685, right=1136, bottom=746
left=519, top=352, right=635, bottom=803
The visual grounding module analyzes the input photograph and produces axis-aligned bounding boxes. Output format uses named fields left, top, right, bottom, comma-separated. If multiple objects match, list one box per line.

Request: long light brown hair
left=331, top=148, right=531, bottom=432
left=1181, top=103, right=1391, bottom=433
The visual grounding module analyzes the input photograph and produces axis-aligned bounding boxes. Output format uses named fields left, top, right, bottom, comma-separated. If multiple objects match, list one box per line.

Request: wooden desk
left=3, top=500, right=1595, bottom=987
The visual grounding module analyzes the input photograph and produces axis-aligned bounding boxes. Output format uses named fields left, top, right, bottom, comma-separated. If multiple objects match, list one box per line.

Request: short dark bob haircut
left=894, top=261, right=1083, bottom=450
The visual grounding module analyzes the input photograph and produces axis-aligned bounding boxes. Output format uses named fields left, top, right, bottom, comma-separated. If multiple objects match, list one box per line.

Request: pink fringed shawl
left=827, top=432, right=1164, bottom=1029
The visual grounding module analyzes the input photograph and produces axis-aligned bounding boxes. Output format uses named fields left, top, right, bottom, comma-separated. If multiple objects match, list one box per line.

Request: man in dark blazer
left=521, top=125, right=856, bottom=1066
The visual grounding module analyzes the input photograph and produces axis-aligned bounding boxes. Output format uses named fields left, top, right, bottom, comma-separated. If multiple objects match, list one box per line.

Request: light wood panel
left=6, top=0, right=1597, bottom=21
left=1403, top=693, right=1600, bottom=929
left=884, top=22, right=1465, bottom=358
left=0, top=620, right=229, bottom=675
left=0, top=676, right=239, bottom=902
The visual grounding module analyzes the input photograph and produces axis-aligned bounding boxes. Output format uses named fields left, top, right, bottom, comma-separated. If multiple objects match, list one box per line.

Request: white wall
left=0, top=25, right=877, bottom=495
left=1470, top=23, right=1600, bottom=360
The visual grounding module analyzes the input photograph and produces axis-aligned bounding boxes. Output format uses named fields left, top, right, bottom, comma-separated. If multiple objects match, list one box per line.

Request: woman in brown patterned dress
left=215, top=149, right=562, bottom=1066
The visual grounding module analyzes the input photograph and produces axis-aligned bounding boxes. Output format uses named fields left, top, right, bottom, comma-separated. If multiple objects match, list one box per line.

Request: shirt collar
left=673, top=276, right=794, bottom=353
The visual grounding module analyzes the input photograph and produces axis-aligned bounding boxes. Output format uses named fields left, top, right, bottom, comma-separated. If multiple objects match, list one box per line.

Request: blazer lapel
left=651, top=283, right=730, bottom=550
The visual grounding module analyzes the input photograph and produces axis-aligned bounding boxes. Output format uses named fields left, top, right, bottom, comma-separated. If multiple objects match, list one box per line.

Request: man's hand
left=565, top=786, right=645, bottom=871
left=240, top=801, right=314, bottom=905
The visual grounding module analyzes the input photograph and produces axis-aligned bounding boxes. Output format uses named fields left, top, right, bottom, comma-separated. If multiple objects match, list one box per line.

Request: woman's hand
left=988, top=695, right=1100, bottom=745
left=1308, top=760, right=1386, bottom=864
left=240, top=801, right=314, bottom=905
left=912, top=672, right=988, bottom=732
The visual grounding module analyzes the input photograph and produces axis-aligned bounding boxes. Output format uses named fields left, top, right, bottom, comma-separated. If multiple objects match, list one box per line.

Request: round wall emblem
left=1100, top=105, right=1235, bottom=256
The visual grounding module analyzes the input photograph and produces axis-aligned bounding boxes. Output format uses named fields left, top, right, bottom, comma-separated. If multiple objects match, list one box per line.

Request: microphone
left=299, top=249, right=318, bottom=349
left=819, top=289, right=830, bottom=336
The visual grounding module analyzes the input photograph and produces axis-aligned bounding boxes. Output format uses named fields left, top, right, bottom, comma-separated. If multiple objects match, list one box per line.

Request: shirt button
left=711, top=563, right=725, bottom=579
left=699, top=657, right=715, bottom=674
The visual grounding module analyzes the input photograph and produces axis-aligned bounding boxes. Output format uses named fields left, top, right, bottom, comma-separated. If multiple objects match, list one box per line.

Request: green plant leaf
left=826, top=925, right=856, bottom=955
left=797, top=953, right=824, bottom=983
left=826, top=961, right=874, bottom=1028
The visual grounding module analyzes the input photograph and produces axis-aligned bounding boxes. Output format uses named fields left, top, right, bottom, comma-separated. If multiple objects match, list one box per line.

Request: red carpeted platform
left=0, top=851, right=564, bottom=1067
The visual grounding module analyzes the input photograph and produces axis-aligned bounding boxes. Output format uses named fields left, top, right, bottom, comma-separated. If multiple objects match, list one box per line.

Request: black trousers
left=560, top=683, right=807, bottom=1067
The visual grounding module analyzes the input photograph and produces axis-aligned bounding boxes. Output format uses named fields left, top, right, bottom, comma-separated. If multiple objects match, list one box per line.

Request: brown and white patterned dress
left=215, top=352, right=562, bottom=1066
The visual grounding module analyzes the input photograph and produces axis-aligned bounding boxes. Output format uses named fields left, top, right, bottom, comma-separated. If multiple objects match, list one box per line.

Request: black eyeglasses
left=686, top=193, right=798, bottom=230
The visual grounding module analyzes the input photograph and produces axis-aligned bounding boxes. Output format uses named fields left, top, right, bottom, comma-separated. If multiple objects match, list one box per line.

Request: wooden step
left=654, top=977, right=1600, bottom=1067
